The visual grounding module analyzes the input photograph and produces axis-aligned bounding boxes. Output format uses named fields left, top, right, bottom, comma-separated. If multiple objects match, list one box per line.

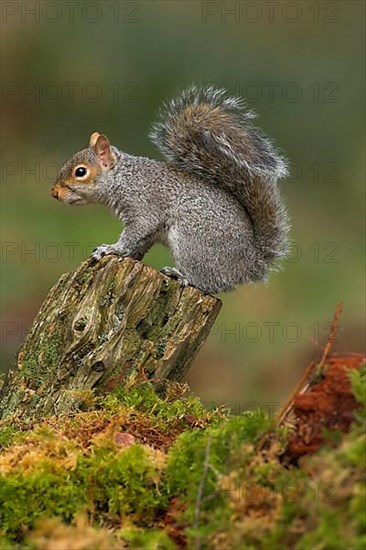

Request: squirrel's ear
left=93, top=134, right=116, bottom=170
left=89, top=132, right=101, bottom=148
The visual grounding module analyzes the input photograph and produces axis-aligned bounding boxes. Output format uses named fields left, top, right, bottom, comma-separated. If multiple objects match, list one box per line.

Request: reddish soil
left=285, top=354, right=365, bottom=460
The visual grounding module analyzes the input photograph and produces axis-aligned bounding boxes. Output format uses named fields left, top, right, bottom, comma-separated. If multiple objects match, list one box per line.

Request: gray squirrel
left=52, top=85, right=289, bottom=294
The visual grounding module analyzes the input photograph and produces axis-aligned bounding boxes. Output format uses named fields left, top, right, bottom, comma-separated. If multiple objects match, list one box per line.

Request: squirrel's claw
left=90, top=244, right=126, bottom=264
left=160, top=266, right=189, bottom=287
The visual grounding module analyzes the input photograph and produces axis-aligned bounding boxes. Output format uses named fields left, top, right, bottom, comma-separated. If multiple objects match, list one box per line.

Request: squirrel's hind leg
left=160, top=266, right=189, bottom=287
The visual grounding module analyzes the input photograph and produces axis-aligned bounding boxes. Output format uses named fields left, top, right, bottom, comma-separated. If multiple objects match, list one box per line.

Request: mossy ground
left=0, top=364, right=365, bottom=550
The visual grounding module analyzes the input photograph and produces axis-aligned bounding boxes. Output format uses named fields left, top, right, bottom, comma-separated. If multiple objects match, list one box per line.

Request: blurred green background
left=1, top=0, right=365, bottom=411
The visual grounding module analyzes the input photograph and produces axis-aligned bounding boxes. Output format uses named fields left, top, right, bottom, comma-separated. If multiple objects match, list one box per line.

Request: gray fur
left=54, top=86, right=290, bottom=294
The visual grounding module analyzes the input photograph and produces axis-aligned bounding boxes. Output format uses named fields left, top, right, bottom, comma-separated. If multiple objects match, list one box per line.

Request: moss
left=20, top=355, right=38, bottom=382
left=166, top=412, right=271, bottom=498
left=0, top=373, right=365, bottom=549
left=0, top=538, right=20, bottom=550
left=20, top=323, right=63, bottom=390
left=25, top=516, right=122, bottom=549
left=134, top=283, right=177, bottom=341
left=76, top=265, right=94, bottom=285
left=119, top=527, right=176, bottom=549
left=0, top=426, right=23, bottom=449
left=103, top=380, right=215, bottom=429
left=349, top=363, right=366, bottom=416
left=41, top=325, right=63, bottom=367
left=98, top=284, right=115, bottom=308
left=0, top=387, right=26, bottom=417
left=0, top=440, right=165, bottom=538
left=79, top=444, right=166, bottom=522
left=0, top=382, right=217, bottom=541
left=1, top=470, right=85, bottom=539
left=253, top=366, right=366, bottom=550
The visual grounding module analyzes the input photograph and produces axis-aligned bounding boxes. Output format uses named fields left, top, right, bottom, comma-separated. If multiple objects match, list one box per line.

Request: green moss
left=76, top=265, right=94, bottom=285
left=164, top=412, right=272, bottom=544
left=0, top=382, right=215, bottom=540
left=80, top=444, right=166, bottom=522
left=1, top=374, right=365, bottom=548
left=1, top=470, right=85, bottom=538
left=20, top=355, right=38, bottom=382
left=0, top=538, right=21, bottom=550
left=119, top=527, right=176, bottom=549
left=0, top=387, right=26, bottom=417
left=349, top=363, right=366, bottom=418
left=19, top=324, right=64, bottom=391
left=0, top=442, right=166, bottom=538
left=103, top=380, right=215, bottom=428
left=42, top=328, right=62, bottom=367
left=0, top=426, right=23, bottom=449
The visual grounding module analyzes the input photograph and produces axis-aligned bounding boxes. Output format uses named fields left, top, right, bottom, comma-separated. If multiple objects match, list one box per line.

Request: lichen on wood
left=0, top=256, right=221, bottom=422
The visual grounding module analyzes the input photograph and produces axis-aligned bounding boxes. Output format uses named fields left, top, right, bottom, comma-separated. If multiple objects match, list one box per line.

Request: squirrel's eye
left=74, top=166, right=87, bottom=178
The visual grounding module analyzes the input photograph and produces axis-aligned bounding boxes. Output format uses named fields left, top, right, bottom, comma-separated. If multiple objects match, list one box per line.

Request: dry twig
left=194, top=435, right=212, bottom=550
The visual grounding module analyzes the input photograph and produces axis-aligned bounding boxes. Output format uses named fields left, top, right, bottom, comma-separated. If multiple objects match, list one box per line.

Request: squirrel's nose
left=51, top=187, right=59, bottom=199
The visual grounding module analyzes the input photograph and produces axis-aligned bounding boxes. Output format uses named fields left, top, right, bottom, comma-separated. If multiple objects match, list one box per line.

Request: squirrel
left=52, top=85, right=289, bottom=294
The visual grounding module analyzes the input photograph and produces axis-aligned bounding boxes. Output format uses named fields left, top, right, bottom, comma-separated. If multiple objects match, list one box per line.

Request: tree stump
left=0, top=257, right=221, bottom=422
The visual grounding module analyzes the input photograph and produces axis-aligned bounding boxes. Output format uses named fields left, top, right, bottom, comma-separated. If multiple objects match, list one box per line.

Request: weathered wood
left=0, top=257, right=221, bottom=422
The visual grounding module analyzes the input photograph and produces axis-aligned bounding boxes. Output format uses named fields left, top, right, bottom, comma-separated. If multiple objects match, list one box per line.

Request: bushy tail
left=150, top=85, right=289, bottom=260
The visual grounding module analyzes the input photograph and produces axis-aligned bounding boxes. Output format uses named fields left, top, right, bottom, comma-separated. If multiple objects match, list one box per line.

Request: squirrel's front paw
left=90, top=244, right=126, bottom=263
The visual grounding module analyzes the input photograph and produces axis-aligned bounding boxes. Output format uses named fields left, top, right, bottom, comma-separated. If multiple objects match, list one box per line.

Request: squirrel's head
left=51, top=132, right=116, bottom=205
